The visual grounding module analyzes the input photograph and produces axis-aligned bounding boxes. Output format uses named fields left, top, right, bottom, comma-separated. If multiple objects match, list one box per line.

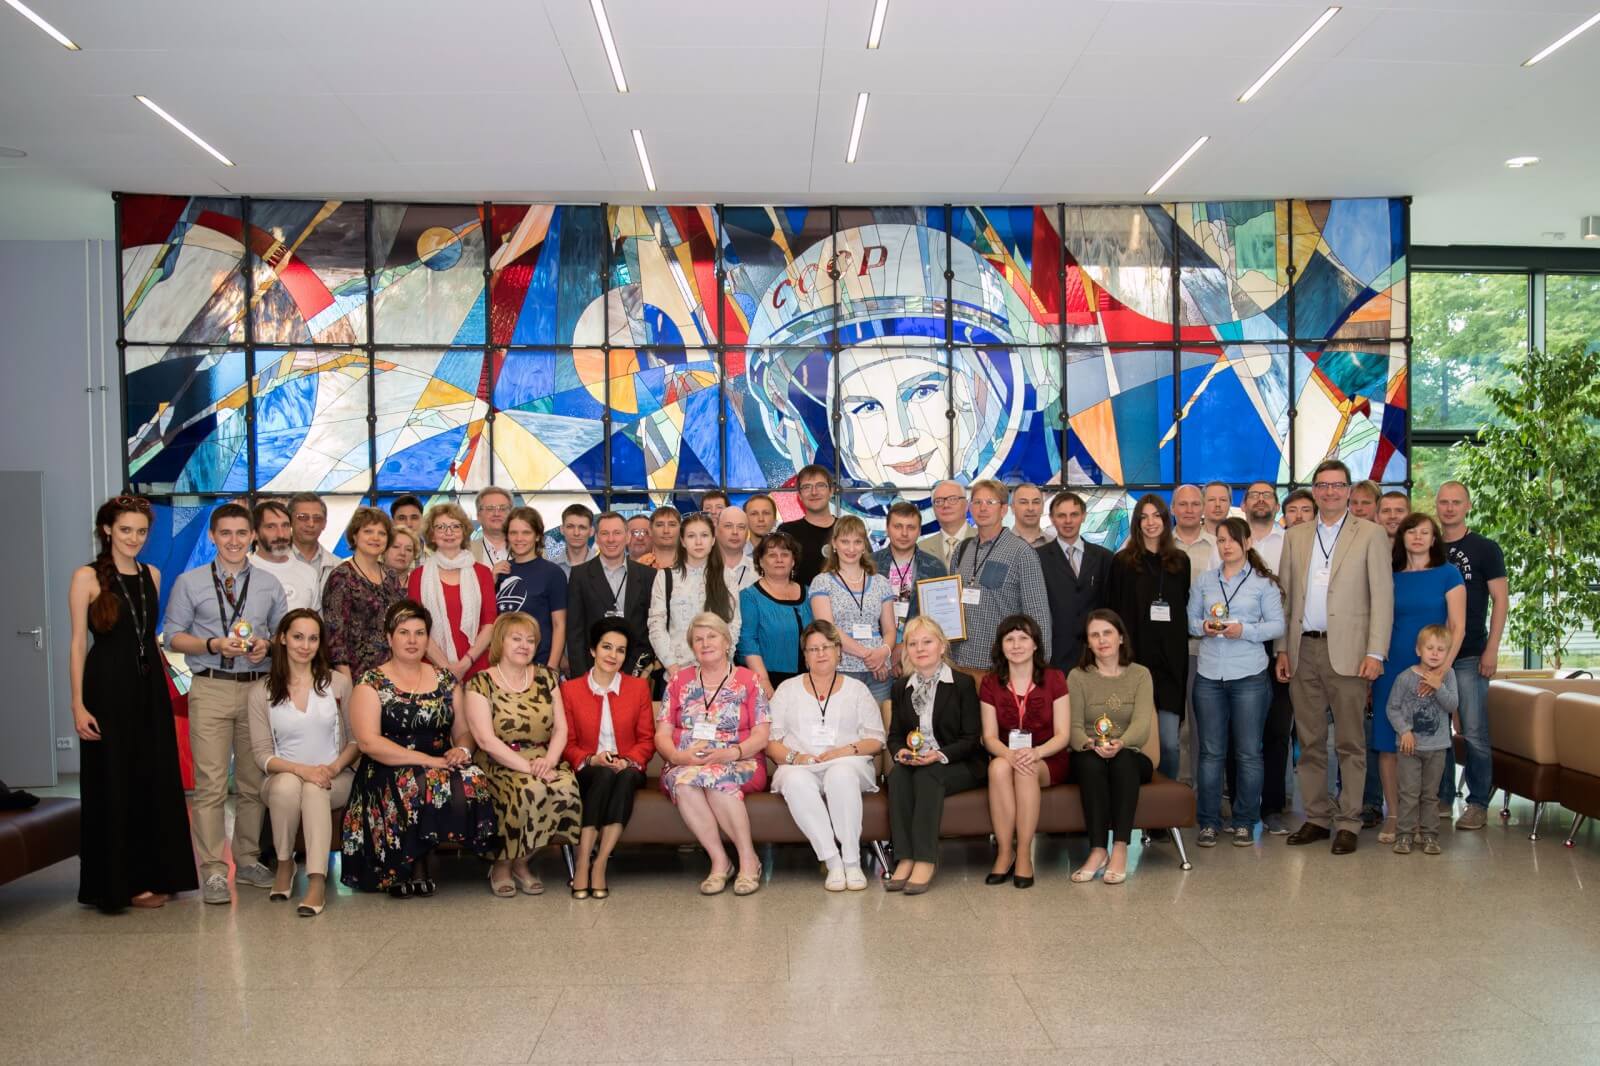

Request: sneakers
left=824, top=867, right=847, bottom=892
left=1197, top=827, right=1219, bottom=848
left=202, top=874, right=231, bottom=904
left=1392, top=834, right=1413, bottom=855
left=1456, top=805, right=1488, bottom=831
left=1421, top=833, right=1442, bottom=855
left=843, top=866, right=868, bottom=891
left=1232, top=827, right=1255, bottom=847
left=1264, top=812, right=1290, bottom=836
left=234, top=862, right=276, bottom=889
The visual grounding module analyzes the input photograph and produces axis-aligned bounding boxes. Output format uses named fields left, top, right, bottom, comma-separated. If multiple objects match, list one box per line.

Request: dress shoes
left=1331, top=830, right=1359, bottom=855
left=1285, top=822, right=1331, bottom=846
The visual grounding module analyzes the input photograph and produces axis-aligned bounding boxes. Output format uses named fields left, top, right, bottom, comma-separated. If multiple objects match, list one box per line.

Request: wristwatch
left=785, top=751, right=798, bottom=765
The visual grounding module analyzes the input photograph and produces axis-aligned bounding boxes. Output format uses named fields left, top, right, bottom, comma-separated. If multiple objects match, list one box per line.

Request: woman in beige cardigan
left=248, top=608, right=359, bottom=915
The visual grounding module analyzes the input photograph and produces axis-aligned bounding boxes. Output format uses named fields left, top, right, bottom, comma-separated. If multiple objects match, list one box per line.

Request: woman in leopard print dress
left=464, top=613, right=582, bottom=895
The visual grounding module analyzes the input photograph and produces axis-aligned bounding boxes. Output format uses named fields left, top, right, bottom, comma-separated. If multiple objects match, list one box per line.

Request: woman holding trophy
left=1067, top=609, right=1157, bottom=885
left=884, top=616, right=985, bottom=895
left=1187, top=518, right=1285, bottom=849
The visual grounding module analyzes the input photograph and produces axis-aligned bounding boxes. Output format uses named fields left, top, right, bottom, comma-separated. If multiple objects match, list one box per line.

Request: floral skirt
left=340, top=759, right=499, bottom=891
left=660, top=756, right=767, bottom=801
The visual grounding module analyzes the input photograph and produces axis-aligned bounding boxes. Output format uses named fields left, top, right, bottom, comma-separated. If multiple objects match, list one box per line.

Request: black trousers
left=887, top=759, right=984, bottom=863
left=1260, top=676, right=1295, bottom=816
left=575, top=765, right=645, bottom=830
left=1070, top=748, right=1153, bottom=848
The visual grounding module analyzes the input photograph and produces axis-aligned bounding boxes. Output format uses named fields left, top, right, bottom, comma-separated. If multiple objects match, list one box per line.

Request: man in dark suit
left=566, top=511, right=656, bottom=678
left=1037, top=490, right=1112, bottom=672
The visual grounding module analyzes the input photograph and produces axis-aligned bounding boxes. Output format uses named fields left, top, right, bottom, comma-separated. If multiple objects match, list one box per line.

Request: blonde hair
left=970, top=478, right=1007, bottom=504
left=421, top=501, right=473, bottom=551
left=687, top=611, right=734, bottom=656
left=1416, top=623, right=1451, bottom=652
left=821, top=514, right=878, bottom=576
left=487, top=612, right=541, bottom=665
left=901, top=614, right=950, bottom=656
left=388, top=525, right=422, bottom=560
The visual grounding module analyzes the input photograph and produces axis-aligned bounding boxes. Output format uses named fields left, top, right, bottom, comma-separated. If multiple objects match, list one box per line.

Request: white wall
left=0, top=240, right=121, bottom=780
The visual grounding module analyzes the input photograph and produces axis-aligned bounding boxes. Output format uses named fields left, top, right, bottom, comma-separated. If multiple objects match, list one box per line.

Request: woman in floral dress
left=655, top=612, right=771, bottom=896
left=341, top=600, right=498, bottom=897
left=464, top=612, right=582, bottom=897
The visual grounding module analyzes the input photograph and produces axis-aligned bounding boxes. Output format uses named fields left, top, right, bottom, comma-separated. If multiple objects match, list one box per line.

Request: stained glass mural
left=119, top=198, right=1409, bottom=513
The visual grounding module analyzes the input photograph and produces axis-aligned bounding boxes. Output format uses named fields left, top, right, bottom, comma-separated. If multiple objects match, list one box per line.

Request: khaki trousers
left=1289, top=636, right=1370, bottom=834
left=265, top=770, right=353, bottom=876
left=188, top=675, right=265, bottom=879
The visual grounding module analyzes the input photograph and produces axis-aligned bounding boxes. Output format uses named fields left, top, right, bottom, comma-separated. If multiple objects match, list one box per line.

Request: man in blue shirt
left=162, top=503, right=287, bottom=904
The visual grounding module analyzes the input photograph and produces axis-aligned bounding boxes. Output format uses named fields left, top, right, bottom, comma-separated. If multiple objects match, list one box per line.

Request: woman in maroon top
left=407, top=502, right=497, bottom=681
left=978, top=614, right=1071, bottom=889
left=560, top=617, right=654, bottom=899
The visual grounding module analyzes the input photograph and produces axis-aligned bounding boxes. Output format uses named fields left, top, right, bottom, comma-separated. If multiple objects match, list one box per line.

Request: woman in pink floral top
left=655, top=611, right=771, bottom=896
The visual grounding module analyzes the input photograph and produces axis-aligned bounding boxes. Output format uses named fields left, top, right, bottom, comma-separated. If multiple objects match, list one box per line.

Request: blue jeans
left=1440, top=657, right=1492, bottom=808
left=845, top=670, right=893, bottom=704
left=1157, top=709, right=1180, bottom=781
left=1193, top=670, right=1271, bottom=830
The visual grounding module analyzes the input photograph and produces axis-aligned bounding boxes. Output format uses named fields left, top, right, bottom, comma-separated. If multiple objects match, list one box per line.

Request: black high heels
left=984, top=866, right=1014, bottom=886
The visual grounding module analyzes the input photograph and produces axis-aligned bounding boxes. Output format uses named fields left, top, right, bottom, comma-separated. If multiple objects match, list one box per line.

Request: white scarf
left=420, top=550, right=481, bottom=653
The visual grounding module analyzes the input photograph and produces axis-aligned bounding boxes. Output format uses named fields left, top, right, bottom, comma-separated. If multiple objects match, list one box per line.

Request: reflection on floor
left=3, top=785, right=1600, bottom=1065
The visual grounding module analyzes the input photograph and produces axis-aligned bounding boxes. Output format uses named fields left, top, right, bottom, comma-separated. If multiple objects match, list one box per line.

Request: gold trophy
left=1093, top=714, right=1118, bottom=750
left=1205, top=601, right=1229, bottom=634
left=230, top=620, right=255, bottom=643
left=905, top=729, right=926, bottom=762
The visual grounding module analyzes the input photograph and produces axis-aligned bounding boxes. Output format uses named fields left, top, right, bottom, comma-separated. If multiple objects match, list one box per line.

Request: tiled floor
left=4, top=791, right=1600, bottom=1065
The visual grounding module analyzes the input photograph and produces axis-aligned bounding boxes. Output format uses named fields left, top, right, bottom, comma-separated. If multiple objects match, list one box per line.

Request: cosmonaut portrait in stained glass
left=118, top=194, right=1408, bottom=512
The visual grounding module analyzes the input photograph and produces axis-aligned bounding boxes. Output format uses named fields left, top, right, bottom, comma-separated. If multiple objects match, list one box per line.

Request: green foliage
left=1412, top=272, right=1526, bottom=430
left=1453, top=343, right=1600, bottom=667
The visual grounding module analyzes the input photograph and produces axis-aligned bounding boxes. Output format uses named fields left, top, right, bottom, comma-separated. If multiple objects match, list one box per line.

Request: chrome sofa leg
left=1530, top=802, right=1544, bottom=841
left=872, top=840, right=892, bottom=878
left=1169, top=827, right=1193, bottom=871
left=563, top=844, right=575, bottom=881
left=1566, top=813, right=1586, bottom=848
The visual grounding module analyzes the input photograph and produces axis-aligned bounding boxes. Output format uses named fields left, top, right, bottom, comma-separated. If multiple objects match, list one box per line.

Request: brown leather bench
left=1476, top=678, right=1600, bottom=839
left=0, top=797, right=81, bottom=888
left=1554, top=691, right=1600, bottom=848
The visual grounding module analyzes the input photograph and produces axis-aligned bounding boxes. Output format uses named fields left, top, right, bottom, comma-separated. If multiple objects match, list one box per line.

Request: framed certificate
left=915, top=574, right=966, bottom=642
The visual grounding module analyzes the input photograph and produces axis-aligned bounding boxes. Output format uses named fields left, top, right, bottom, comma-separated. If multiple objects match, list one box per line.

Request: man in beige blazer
left=1274, top=459, right=1394, bottom=854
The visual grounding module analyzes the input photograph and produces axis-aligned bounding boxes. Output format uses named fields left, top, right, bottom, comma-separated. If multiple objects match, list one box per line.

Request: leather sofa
left=1472, top=677, right=1600, bottom=840
left=1553, top=691, right=1600, bottom=848
left=0, top=797, right=80, bottom=888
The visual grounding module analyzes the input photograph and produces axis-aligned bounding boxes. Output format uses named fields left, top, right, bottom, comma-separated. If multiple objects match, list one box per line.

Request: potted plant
left=1452, top=342, right=1600, bottom=669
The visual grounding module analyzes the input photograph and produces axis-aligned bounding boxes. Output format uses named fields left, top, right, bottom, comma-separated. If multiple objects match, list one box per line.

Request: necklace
left=495, top=664, right=533, bottom=691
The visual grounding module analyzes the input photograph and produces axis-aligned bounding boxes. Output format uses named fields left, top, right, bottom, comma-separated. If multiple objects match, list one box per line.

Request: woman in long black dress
left=341, top=600, right=498, bottom=896
left=67, top=495, right=197, bottom=912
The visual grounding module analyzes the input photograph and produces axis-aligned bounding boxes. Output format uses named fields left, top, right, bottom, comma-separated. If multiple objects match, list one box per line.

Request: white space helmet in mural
left=745, top=224, right=1057, bottom=497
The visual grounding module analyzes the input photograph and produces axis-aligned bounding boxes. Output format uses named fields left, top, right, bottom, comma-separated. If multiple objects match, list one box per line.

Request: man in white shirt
left=918, top=480, right=973, bottom=567
left=556, top=504, right=598, bottom=578
left=287, top=492, right=340, bottom=586
left=1008, top=483, right=1051, bottom=547
left=717, top=506, right=756, bottom=592
left=469, top=486, right=514, bottom=573
left=1171, top=484, right=1220, bottom=574
left=251, top=500, right=321, bottom=611
left=1244, top=481, right=1285, bottom=575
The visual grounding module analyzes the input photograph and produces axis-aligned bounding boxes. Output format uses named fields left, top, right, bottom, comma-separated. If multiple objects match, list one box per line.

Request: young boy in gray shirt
left=1386, top=623, right=1460, bottom=855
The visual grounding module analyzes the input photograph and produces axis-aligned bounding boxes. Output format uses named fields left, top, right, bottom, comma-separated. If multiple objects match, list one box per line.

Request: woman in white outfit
left=247, top=608, right=358, bottom=916
left=765, top=620, right=887, bottom=891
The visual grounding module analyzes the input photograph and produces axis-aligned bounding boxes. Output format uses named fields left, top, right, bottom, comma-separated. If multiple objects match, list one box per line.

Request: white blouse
left=769, top=673, right=887, bottom=756
left=647, top=564, right=743, bottom=667
left=268, top=688, right=342, bottom=766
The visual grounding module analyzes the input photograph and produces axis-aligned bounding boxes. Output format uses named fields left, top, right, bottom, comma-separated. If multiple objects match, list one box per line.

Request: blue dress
left=1371, top=564, right=1464, bottom=752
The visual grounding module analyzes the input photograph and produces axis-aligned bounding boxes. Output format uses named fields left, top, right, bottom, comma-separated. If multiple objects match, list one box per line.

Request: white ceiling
left=2, top=0, right=1599, bottom=248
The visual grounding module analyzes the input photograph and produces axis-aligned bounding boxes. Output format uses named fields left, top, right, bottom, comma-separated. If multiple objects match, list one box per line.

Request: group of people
left=65, top=461, right=1506, bottom=913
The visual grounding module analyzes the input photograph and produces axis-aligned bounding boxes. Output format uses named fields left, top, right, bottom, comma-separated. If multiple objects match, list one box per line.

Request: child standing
left=1385, top=623, right=1460, bottom=855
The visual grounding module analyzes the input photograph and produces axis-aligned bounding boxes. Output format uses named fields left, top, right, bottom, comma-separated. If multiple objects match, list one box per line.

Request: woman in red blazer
left=560, top=617, right=654, bottom=899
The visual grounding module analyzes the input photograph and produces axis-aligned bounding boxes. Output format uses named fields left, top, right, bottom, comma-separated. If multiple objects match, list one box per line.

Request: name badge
left=691, top=720, right=717, bottom=742
left=605, top=605, right=623, bottom=617
left=1008, top=730, right=1033, bottom=750
left=894, top=601, right=910, bottom=619
left=961, top=588, right=982, bottom=605
left=1312, top=566, right=1330, bottom=590
left=850, top=624, right=873, bottom=640
left=1150, top=601, right=1172, bottom=622
left=809, top=726, right=834, bottom=750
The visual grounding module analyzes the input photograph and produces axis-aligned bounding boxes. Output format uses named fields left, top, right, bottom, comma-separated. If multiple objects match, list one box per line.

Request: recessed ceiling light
left=631, top=128, right=656, bottom=191
left=867, top=0, right=889, bottom=48
left=1524, top=11, right=1600, bottom=67
left=1504, top=155, right=1541, bottom=168
left=4, top=0, right=78, bottom=49
left=134, top=96, right=235, bottom=167
left=590, top=0, right=628, bottom=93
left=0, top=145, right=27, bottom=159
left=1147, top=135, right=1209, bottom=196
left=846, top=92, right=870, bottom=164
left=1237, top=6, right=1340, bottom=103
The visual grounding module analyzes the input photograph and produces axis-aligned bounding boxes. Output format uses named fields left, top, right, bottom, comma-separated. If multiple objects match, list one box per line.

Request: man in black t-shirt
left=1436, top=481, right=1508, bottom=829
left=778, top=463, right=837, bottom=589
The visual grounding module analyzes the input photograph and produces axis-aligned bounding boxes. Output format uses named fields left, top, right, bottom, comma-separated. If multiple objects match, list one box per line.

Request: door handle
left=16, top=627, right=42, bottom=651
